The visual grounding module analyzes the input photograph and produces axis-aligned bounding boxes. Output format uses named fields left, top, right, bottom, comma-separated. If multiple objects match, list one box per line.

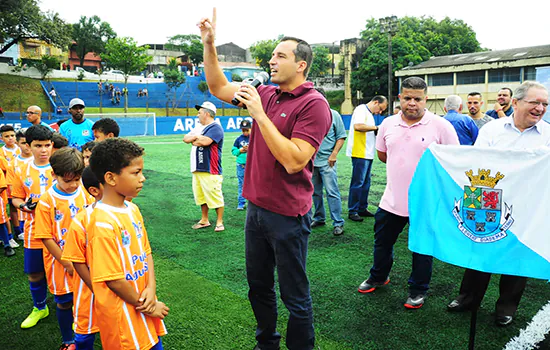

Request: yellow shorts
left=192, top=172, right=224, bottom=209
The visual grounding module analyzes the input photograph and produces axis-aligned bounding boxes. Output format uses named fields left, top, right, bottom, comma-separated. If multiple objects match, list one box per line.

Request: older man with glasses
left=26, top=106, right=53, bottom=130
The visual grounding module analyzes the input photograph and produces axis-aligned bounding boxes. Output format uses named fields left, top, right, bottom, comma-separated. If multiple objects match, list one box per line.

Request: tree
left=249, top=38, right=280, bottom=72
left=352, top=16, right=483, bottom=103
left=102, top=37, right=151, bottom=112
left=35, top=55, right=60, bottom=79
left=0, top=0, right=72, bottom=55
left=309, top=46, right=332, bottom=77
left=163, top=58, right=186, bottom=112
left=165, top=34, right=203, bottom=69
left=72, top=16, right=116, bottom=68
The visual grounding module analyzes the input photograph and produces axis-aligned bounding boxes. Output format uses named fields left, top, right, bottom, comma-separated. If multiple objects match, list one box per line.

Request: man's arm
left=354, top=124, right=378, bottom=132
left=328, top=139, right=345, bottom=167
left=197, top=8, right=239, bottom=103
left=192, top=135, right=214, bottom=147
left=377, top=151, right=387, bottom=163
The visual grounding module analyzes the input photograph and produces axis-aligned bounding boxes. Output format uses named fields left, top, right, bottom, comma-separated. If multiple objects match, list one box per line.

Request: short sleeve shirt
left=59, top=119, right=95, bottom=151
left=376, top=111, right=460, bottom=216
left=346, top=104, right=376, bottom=159
left=315, top=109, right=346, bottom=167
left=190, top=122, right=224, bottom=175
left=474, top=116, right=550, bottom=148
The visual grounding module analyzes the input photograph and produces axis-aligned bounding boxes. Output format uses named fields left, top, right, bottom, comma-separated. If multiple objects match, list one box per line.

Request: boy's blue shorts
left=24, top=248, right=44, bottom=274
left=54, top=292, right=73, bottom=305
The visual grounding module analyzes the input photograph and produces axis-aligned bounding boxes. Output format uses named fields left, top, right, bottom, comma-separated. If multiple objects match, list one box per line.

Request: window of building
left=457, top=71, right=485, bottom=85
left=428, top=73, right=453, bottom=86
left=45, top=47, right=51, bottom=55
left=524, top=67, right=538, bottom=81
left=488, top=68, right=521, bottom=83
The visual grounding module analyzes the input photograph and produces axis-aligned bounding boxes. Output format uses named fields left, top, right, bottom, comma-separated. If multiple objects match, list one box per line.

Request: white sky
left=39, top=0, right=549, bottom=52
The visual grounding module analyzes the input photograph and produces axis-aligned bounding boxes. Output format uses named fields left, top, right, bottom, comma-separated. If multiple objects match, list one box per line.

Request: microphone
left=231, top=71, right=270, bottom=107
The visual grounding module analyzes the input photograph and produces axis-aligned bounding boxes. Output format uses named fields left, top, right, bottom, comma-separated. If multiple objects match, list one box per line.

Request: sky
left=39, top=0, right=549, bottom=52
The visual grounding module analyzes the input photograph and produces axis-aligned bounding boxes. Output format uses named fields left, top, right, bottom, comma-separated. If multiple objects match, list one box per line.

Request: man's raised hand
left=197, top=8, right=217, bottom=45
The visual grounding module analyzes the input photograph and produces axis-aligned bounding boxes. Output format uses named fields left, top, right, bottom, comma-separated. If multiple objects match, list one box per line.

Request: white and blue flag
left=409, top=144, right=550, bottom=280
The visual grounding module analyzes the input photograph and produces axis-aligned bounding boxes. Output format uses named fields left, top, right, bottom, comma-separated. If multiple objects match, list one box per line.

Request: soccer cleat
left=9, top=238, right=20, bottom=248
left=4, top=246, right=15, bottom=257
left=21, top=306, right=49, bottom=329
left=59, top=343, right=76, bottom=350
left=404, top=294, right=426, bottom=309
left=358, top=278, right=390, bottom=294
left=17, top=233, right=25, bottom=241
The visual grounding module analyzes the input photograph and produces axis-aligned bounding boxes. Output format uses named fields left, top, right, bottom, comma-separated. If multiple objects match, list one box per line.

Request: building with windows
left=395, top=45, right=550, bottom=115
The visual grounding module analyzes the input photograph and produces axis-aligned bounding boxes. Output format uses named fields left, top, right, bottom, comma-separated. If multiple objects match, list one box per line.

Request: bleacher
left=40, top=74, right=238, bottom=112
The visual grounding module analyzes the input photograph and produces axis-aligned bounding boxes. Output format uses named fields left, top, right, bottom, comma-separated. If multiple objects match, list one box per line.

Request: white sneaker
left=9, top=239, right=19, bottom=248
left=17, top=233, right=25, bottom=241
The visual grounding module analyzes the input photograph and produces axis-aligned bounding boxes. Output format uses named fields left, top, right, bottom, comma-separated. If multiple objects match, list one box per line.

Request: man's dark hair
left=25, top=125, right=53, bottom=145
left=501, top=87, right=513, bottom=97
left=315, top=87, right=327, bottom=99
left=51, top=132, right=68, bottom=149
left=90, top=138, right=144, bottom=184
left=92, top=118, right=120, bottom=137
left=16, top=128, right=26, bottom=142
left=0, top=125, right=15, bottom=134
left=401, top=77, right=428, bottom=93
left=81, top=141, right=96, bottom=153
left=371, top=95, right=387, bottom=104
left=468, top=91, right=482, bottom=98
left=81, top=166, right=100, bottom=192
left=281, top=36, right=313, bottom=78
left=50, top=147, right=85, bottom=179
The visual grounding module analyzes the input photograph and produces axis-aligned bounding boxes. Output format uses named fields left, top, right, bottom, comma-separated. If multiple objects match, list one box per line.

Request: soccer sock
left=29, top=279, right=47, bottom=310
left=56, top=306, right=74, bottom=344
left=14, top=224, right=22, bottom=236
left=0, top=224, right=10, bottom=246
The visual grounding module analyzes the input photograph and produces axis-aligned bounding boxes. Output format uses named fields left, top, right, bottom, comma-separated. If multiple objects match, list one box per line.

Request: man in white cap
left=59, top=98, right=94, bottom=150
left=183, top=101, right=225, bottom=232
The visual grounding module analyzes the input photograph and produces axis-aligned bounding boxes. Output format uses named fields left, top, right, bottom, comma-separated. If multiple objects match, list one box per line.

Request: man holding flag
left=446, top=81, right=550, bottom=326
left=357, top=77, right=459, bottom=309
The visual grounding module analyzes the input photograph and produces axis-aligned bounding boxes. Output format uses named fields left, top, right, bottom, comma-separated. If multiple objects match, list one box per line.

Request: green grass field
left=1, top=134, right=549, bottom=349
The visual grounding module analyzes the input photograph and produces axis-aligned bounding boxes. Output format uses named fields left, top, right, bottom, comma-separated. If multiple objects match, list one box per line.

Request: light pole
left=331, top=41, right=340, bottom=78
left=379, top=16, right=398, bottom=114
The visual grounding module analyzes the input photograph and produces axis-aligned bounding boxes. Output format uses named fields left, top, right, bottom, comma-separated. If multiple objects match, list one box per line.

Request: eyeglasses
left=26, top=111, right=39, bottom=115
left=521, top=100, right=549, bottom=108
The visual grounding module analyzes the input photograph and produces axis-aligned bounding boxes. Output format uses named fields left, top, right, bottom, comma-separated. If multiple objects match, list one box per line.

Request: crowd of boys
left=1, top=101, right=168, bottom=350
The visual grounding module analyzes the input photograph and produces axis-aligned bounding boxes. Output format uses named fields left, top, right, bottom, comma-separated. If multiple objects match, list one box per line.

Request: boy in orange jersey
left=34, top=147, right=93, bottom=350
left=7, top=129, right=33, bottom=245
left=88, top=138, right=168, bottom=350
left=61, top=166, right=102, bottom=349
left=0, top=125, right=21, bottom=245
left=11, top=125, right=55, bottom=329
left=0, top=168, right=15, bottom=256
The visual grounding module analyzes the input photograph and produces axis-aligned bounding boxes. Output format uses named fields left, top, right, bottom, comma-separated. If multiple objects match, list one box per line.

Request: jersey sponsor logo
left=69, top=203, right=80, bottom=218
left=121, top=229, right=131, bottom=247
left=24, top=176, right=33, bottom=187
left=55, top=210, right=64, bottom=221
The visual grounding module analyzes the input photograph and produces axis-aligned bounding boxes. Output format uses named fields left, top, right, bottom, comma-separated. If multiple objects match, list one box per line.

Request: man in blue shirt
left=26, top=106, right=53, bottom=131
left=443, top=95, right=478, bottom=145
left=59, top=98, right=94, bottom=151
left=486, top=88, right=514, bottom=119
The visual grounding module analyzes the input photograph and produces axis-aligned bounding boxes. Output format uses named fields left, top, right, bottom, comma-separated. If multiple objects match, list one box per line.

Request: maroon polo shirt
left=243, top=82, right=332, bottom=217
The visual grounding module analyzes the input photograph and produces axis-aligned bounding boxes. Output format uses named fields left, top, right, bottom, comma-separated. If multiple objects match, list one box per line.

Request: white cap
left=69, top=98, right=85, bottom=109
left=195, top=101, right=217, bottom=116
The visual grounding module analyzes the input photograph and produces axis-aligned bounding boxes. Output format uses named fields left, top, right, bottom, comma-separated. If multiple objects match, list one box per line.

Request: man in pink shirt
left=357, top=77, right=459, bottom=309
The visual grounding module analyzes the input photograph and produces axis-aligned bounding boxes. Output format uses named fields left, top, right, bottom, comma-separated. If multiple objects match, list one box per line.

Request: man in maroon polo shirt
left=198, top=9, right=331, bottom=350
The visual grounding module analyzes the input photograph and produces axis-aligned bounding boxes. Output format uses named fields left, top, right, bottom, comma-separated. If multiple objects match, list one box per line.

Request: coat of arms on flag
left=452, top=169, right=514, bottom=243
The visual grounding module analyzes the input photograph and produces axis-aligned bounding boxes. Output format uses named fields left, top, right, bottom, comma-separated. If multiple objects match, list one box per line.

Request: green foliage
left=353, top=16, right=483, bottom=101
left=326, top=90, right=345, bottom=111
left=0, top=0, right=72, bottom=55
left=198, top=81, right=209, bottom=94
left=35, top=55, right=60, bottom=79
left=309, top=46, right=332, bottom=77
left=166, top=34, right=204, bottom=67
left=231, top=73, right=243, bottom=82
left=72, top=15, right=117, bottom=67
left=102, top=37, right=151, bottom=111
left=249, top=38, right=280, bottom=72
left=163, top=58, right=186, bottom=91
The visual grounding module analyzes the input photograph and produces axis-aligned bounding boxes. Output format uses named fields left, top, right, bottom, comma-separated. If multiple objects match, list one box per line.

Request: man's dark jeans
left=369, top=207, right=433, bottom=295
left=245, top=202, right=314, bottom=350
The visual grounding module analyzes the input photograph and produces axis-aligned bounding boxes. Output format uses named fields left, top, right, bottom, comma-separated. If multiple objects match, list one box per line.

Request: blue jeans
left=369, top=208, right=433, bottom=295
left=245, top=202, right=314, bottom=350
left=237, top=163, right=246, bottom=208
left=311, top=164, right=344, bottom=227
left=348, top=157, right=373, bottom=215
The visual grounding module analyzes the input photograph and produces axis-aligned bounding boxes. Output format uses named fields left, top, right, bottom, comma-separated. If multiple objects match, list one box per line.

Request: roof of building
left=402, top=44, right=550, bottom=70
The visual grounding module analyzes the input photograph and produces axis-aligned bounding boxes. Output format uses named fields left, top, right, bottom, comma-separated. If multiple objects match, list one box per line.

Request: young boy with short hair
left=34, top=147, right=93, bottom=349
left=51, top=132, right=69, bottom=153
left=0, top=168, right=15, bottom=256
left=0, top=124, right=21, bottom=245
left=231, top=120, right=251, bottom=210
left=7, top=129, right=33, bottom=243
left=61, top=166, right=102, bottom=349
left=88, top=138, right=168, bottom=350
left=92, top=118, right=120, bottom=141
left=81, top=141, right=96, bottom=167
left=11, top=125, right=55, bottom=329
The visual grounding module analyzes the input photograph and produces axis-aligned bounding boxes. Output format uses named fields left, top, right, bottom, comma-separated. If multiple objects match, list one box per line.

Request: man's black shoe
left=358, top=210, right=375, bottom=217
left=447, top=299, right=472, bottom=312
left=253, top=345, right=279, bottom=350
left=496, top=315, right=513, bottom=327
left=348, top=214, right=364, bottom=222
left=311, top=220, right=326, bottom=228
left=333, top=226, right=344, bottom=236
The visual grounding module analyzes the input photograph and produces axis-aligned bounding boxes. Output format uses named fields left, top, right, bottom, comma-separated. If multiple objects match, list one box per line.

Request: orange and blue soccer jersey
left=7, top=155, right=33, bottom=221
left=34, top=185, right=94, bottom=295
left=0, top=170, right=8, bottom=225
left=11, top=161, right=55, bottom=249
left=88, top=201, right=167, bottom=350
left=62, top=205, right=100, bottom=335
left=0, top=146, right=21, bottom=176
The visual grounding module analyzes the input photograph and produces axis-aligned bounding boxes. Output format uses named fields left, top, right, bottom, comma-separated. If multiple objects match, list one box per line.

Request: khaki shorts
left=192, top=172, right=224, bottom=208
